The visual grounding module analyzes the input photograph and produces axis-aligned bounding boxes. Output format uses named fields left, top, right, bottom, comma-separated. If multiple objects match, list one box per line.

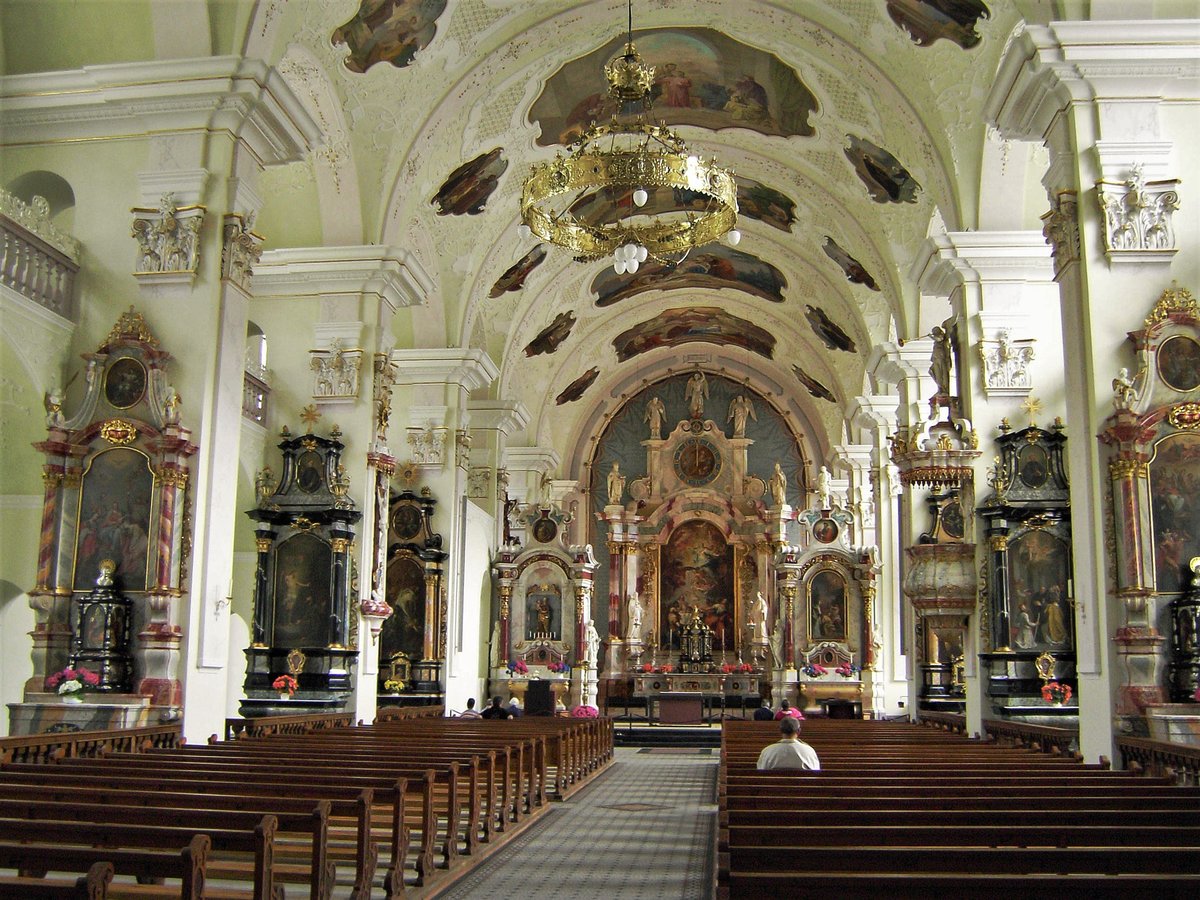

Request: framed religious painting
left=271, top=533, right=333, bottom=648
left=1149, top=433, right=1200, bottom=594
left=104, top=356, right=148, bottom=409
left=382, top=553, right=426, bottom=663
left=73, top=447, right=156, bottom=592
left=1156, top=334, right=1200, bottom=392
left=808, top=569, right=848, bottom=642
left=659, top=520, right=734, bottom=650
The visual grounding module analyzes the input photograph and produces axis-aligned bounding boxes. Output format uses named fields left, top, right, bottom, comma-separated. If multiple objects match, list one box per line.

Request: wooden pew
left=0, top=861, right=113, bottom=900
left=0, top=835, right=206, bottom=900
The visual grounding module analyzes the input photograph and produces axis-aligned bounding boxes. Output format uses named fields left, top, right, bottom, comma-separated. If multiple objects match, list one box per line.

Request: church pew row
left=8, top=757, right=452, bottom=891
left=0, top=836, right=206, bottom=900
left=0, top=816, right=275, bottom=900
left=0, top=861, right=114, bottom=900
left=716, top=720, right=1200, bottom=898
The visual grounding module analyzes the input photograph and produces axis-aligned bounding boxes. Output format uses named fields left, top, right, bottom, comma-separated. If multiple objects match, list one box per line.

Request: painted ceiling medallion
left=822, top=237, right=879, bottom=291
left=332, top=0, right=448, bottom=73
left=793, top=366, right=837, bottom=404
left=805, top=305, right=857, bottom=353
left=433, top=149, right=507, bottom=217
left=490, top=245, right=547, bottom=298
left=845, top=136, right=921, bottom=204
left=592, top=246, right=786, bottom=307
left=525, top=312, right=577, bottom=357
left=886, top=0, right=990, bottom=49
left=100, top=419, right=138, bottom=445
left=556, top=368, right=600, bottom=405
left=613, top=307, right=776, bottom=362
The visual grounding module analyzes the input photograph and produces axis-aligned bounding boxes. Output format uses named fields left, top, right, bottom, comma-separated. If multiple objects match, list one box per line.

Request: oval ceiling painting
left=592, top=246, right=786, bottom=308
left=845, top=136, right=921, bottom=204
left=332, top=0, right=448, bottom=73
left=886, top=0, right=990, bottom=49
left=432, top=148, right=508, bottom=216
left=570, top=176, right=796, bottom=234
left=613, top=307, right=775, bottom=363
left=531, top=28, right=817, bottom=145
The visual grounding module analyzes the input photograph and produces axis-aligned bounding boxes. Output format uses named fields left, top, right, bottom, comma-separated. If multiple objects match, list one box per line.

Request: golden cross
left=1020, top=395, right=1043, bottom=427
left=300, top=404, right=321, bottom=433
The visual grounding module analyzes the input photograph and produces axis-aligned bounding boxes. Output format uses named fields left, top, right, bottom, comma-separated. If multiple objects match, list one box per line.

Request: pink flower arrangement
left=547, top=661, right=569, bottom=674
left=507, top=659, right=528, bottom=675
left=571, top=704, right=599, bottom=718
left=721, top=663, right=735, bottom=674
left=641, top=663, right=655, bottom=673
left=1194, top=685, right=1200, bottom=703
left=835, top=663, right=860, bottom=678
left=738, top=663, right=754, bottom=674
left=801, top=663, right=828, bottom=678
left=46, top=666, right=100, bottom=696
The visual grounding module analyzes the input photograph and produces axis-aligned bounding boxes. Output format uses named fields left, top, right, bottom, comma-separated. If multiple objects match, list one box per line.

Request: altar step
left=614, top=726, right=723, bottom=748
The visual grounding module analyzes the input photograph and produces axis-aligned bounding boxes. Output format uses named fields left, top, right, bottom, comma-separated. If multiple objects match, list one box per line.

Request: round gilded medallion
left=391, top=504, right=423, bottom=540
left=532, top=516, right=558, bottom=544
left=673, top=437, right=721, bottom=486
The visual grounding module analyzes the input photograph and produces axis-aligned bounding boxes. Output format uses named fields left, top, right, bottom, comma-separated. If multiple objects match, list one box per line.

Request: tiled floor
left=439, top=747, right=717, bottom=899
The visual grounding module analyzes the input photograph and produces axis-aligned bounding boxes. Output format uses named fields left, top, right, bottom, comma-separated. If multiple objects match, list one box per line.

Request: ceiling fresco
left=490, top=245, right=547, bottom=298
left=331, top=0, right=448, bottom=73
left=805, top=305, right=857, bottom=354
left=432, top=148, right=507, bottom=216
left=591, top=246, right=787, bottom=307
left=525, top=311, right=576, bottom=357
left=886, top=0, right=991, bottom=49
left=612, top=307, right=776, bottom=363
left=823, top=237, right=880, bottom=291
left=793, top=366, right=838, bottom=404
left=529, top=27, right=818, bottom=145
left=556, top=367, right=600, bottom=405
left=845, top=136, right=922, bottom=204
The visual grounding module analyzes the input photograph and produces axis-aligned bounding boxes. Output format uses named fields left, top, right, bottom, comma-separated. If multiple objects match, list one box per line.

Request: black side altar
left=240, top=427, right=362, bottom=716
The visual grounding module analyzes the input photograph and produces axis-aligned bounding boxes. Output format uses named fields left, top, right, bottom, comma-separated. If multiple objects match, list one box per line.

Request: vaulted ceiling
left=3, top=0, right=1067, bottom=467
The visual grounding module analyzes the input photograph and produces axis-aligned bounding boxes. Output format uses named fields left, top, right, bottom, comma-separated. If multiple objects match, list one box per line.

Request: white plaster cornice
left=850, top=393, right=899, bottom=433
left=255, top=246, right=432, bottom=310
left=504, top=446, right=561, bottom=477
left=868, top=340, right=933, bottom=387
left=912, top=232, right=1054, bottom=296
left=390, top=348, right=499, bottom=392
left=468, top=399, right=531, bottom=436
left=0, top=57, right=322, bottom=165
left=987, top=21, right=1200, bottom=142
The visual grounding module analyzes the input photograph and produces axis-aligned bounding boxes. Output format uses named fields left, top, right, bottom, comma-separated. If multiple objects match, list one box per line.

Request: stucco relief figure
left=727, top=394, right=757, bottom=437
left=585, top=619, right=601, bottom=668
left=645, top=395, right=666, bottom=439
left=607, top=462, right=626, bottom=505
left=816, top=465, right=833, bottom=509
left=770, top=618, right=784, bottom=669
left=769, top=462, right=788, bottom=506
left=930, top=323, right=953, bottom=399
left=626, top=591, right=643, bottom=641
left=748, top=591, right=769, bottom=642
left=685, top=371, right=709, bottom=419
left=44, top=386, right=65, bottom=428
left=1112, top=367, right=1140, bottom=411
left=489, top=620, right=502, bottom=670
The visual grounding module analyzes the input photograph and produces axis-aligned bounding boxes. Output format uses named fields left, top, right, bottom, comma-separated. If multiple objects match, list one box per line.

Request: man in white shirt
left=756, top=715, right=821, bottom=770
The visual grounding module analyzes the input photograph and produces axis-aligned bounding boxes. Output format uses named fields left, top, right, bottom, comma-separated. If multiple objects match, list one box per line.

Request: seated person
left=752, top=698, right=775, bottom=721
left=507, top=696, right=524, bottom=718
left=774, top=699, right=804, bottom=721
left=756, top=716, right=821, bottom=770
left=458, top=697, right=482, bottom=718
left=481, top=696, right=512, bottom=719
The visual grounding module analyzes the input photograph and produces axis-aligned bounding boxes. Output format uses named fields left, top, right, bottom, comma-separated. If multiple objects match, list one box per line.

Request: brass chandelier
left=519, top=3, right=740, bottom=275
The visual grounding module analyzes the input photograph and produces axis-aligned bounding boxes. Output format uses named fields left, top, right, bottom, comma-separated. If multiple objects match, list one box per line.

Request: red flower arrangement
left=507, top=659, right=529, bottom=676
left=835, top=663, right=861, bottom=678
left=272, top=674, right=298, bottom=696
left=659, top=664, right=674, bottom=674
left=571, top=704, right=599, bottom=718
left=1041, top=681, right=1072, bottom=705
left=641, top=663, right=655, bottom=673
left=547, top=661, right=569, bottom=674
left=738, top=663, right=753, bottom=674
left=801, top=663, right=828, bottom=678
left=46, top=666, right=100, bottom=697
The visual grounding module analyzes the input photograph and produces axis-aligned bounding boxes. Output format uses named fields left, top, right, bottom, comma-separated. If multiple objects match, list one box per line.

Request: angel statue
left=816, top=465, right=833, bottom=509
left=626, top=591, right=643, bottom=641
left=44, top=386, right=66, bottom=428
left=1112, top=367, right=1139, bottom=411
left=645, top=395, right=666, bottom=439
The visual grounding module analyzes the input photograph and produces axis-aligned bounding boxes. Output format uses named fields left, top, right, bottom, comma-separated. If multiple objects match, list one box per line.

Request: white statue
left=930, top=322, right=953, bottom=398
left=645, top=396, right=666, bottom=439
left=727, top=394, right=756, bottom=437
left=626, top=591, right=642, bottom=641
left=816, top=465, right=833, bottom=509
left=585, top=619, right=601, bottom=668
left=44, top=386, right=66, bottom=428
left=489, top=620, right=502, bottom=670
left=685, top=371, right=708, bottom=419
left=769, top=462, right=787, bottom=507
left=748, top=592, right=769, bottom=642
left=769, top=618, right=784, bottom=669
left=1112, top=367, right=1139, bottom=411
left=162, top=384, right=181, bottom=425
left=607, top=462, right=626, bottom=505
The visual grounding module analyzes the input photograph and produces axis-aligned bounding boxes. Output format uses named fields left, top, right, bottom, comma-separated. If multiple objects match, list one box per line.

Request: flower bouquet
left=835, top=662, right=861, bottom=679
left=1041, top=681, right=1072, bottom=706
left=383, top=678, right=405, bottom=694
left=272, top=674, right=298, bottom=698
left=507, top=659, right=529, bottom=676
left=547, top=661, right=569, bottom=674
left=641, top=662, right=655, bottom=673
left=801, top=663, right=828, bottom=678
left=46, top=666, right=99, bottom=702
left=738, top=663, right=754, bottom=674
left=721, top=663, right=735, bottom=674
left=659, top=664, right=674, bottom=674
left=570, top=704, right=599, bottom=718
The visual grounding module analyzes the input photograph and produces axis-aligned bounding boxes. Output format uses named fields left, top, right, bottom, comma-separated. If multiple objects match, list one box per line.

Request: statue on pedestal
left=685, top=371, right=708, bottom=419
left=770, top=618, right=784, bottom=669
left=769, top=462, right=788, bottom=507
left=585, top=619, right=601, bottom=668
left=645, top=396, right=666, bottom=439
left=748, top=592, right=769, bottom=643
left=816, top=465, right=833, bottom=509
left=727, top=394, right=756, bottom=437
left=607, top=462, right=626, bottom=505
left=626, top=591, right=642, bottom=641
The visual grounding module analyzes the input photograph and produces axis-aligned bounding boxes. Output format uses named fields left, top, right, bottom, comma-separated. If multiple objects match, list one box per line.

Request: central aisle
left=440, top=746, right=718, bottom=899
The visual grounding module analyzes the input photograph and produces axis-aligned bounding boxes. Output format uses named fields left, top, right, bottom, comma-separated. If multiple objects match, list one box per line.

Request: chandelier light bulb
left=614, top=258, right=628, bottom=274
left=636, top=245, right=648, bottom=262
left=727, top=229, right=741, bottom=246
left=627, top=258, right=640, bottom=274
left=633, top=188, right=648, bottom=207
left=517, top=223, right=532, bottom=240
